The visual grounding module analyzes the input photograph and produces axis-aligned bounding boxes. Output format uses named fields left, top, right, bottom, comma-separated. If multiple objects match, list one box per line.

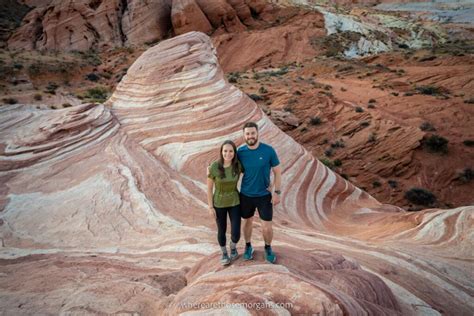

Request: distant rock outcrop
left=7, top=0, right=270, bottom=51
left=0, top=32, right=472, bottom=315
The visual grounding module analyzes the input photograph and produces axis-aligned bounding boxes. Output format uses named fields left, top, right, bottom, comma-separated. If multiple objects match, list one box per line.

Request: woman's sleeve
left=207, top=162, right=215, bottom=180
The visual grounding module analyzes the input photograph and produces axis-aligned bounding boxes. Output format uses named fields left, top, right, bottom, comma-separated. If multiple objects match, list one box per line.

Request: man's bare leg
left=243, top=217, right=253, bottom=243
left=261, top=220, right=273, bottom=245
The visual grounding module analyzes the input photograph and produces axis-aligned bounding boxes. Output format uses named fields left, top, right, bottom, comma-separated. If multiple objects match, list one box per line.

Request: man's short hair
left=243, top=122, right=258, bottom=131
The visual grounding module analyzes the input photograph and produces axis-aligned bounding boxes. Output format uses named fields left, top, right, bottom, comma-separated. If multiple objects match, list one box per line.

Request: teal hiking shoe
left=265, top=246, right=276, bottom=263
left=243, top=244, right=254, bottom=260
left=230, top=247, right=239, bottom=261
left=220, top=253, right=231, bottom=266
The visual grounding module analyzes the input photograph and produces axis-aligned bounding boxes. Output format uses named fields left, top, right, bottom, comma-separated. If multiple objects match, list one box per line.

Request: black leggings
left=214, top=205, right=241, bottom=247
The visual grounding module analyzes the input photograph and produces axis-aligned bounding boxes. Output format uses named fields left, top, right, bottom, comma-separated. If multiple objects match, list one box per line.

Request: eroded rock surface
left=0, top=32, right=472, bottom=315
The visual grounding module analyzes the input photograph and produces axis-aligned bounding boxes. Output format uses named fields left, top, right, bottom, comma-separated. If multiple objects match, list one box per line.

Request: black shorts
left=240, top=193, right=273, bottom=221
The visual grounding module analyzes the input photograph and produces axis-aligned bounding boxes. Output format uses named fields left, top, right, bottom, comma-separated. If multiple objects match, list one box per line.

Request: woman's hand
left=208, top=206, right=216, bottom=219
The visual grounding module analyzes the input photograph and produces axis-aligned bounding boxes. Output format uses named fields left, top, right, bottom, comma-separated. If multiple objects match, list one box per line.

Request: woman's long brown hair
left=218, top=140, right=241, bottom=178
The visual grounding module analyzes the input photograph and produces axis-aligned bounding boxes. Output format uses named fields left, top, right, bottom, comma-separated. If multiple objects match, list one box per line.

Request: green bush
left=85, top=87, right=109, bottom=102
left=320, top=158, right=334, bottom=170
left=405, top=187, right=436, bottom=206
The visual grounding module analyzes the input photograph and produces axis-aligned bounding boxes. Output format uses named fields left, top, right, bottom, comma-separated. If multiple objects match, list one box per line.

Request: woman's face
left=222, top=144, right=235, bottom=162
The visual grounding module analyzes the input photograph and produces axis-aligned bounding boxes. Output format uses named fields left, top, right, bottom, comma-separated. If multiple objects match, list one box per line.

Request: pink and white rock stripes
left=0, top=32, right=472, bottom=315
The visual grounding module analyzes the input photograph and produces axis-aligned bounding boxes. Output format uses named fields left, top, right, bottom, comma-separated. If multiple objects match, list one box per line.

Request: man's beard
left=246, top=138, right=257, bottom=146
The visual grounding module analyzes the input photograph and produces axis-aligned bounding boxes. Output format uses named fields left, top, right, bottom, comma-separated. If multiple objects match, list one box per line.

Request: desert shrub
left=355, top=106, right=364, bottom=113
left=372, top=180, right=381, bottom=188
left=404, top=187, right=436, bottom=206
left=45, top=82, right=58, bottom=94
left=320, top=158, right=334, bottom=169
left=367, top=104, right=375, bottom=109
left=259, top=86, right=268, bottom=94
left=388, top=180, right=398, bottom=188
left=283, top=105, right=293, bottom=112
left=464, top=98, right=474, bottom=104
left=310, top=116, right=322, bottom=125
left=227, top=72, right=240, bottom=83
left=2, top=98, right=18, bottom=104
left=85, top=87, right=108, bottom=102
left=330, top=140, right=345, bottom=148
left=86, top=73, right=100, bottom=82
left=324, top=148, right=333, bottom=157
left=463, top=140, right=474, bottom=147
left=33, top=93, right=42, bottom=101
left=368, top=133, right=377, bottom=142
left=424, top=134, right=448, bottom=153
left=333, top=159, right=342, bottom=167
left=368, top=98, right=376, bottom=103
left=458, top=168, right=473, bottom=183
left=416, top=85, right=445, bottom=96
left=420, top=122, right=436, bottom=131
left=248, top=94, right=262, bottom=101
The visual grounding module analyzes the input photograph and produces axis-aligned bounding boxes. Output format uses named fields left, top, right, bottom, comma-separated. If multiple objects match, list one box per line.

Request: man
left=237, top=122, right=282, bottom=263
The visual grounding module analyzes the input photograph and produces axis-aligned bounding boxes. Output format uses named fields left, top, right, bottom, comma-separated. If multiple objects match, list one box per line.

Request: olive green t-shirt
left=208, top=161, right=241, bottom=208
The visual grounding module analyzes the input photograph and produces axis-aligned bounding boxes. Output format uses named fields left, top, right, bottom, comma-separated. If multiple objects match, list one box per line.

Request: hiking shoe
left=243, top=244, right=254, bottom=261
left=265, top=246, right=276, bottom=264
left=220, top=253, right=231, bottom=266
left=230, top=247, right=239, bottom=261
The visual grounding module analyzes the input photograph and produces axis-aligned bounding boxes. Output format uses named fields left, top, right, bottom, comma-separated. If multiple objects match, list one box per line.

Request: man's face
left=243, top=127, right=258, bottom=146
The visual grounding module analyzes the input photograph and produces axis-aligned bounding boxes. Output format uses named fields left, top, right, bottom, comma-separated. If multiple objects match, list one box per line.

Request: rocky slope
left=0, top=31, right=472, bottom=315
left=2, top=1, right=473, bottom=209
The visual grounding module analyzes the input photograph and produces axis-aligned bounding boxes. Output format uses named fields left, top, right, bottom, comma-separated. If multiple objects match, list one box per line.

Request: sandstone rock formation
left=0, top=31, right=472, bottom=315
left=7, top=0, right=271, bottom=51
left=172, top=0, right=213, bottom=36
left=0, top=0, right=31, bottom=48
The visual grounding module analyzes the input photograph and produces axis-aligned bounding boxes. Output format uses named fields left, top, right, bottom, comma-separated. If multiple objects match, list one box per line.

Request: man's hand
left=272, top=192, right=281, bottom=205
left=208, top=206, right=216, bottom=219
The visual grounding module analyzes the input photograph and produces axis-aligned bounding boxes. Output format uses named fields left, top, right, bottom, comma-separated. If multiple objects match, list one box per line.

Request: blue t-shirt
left=237, top=142, right=280, bottom=197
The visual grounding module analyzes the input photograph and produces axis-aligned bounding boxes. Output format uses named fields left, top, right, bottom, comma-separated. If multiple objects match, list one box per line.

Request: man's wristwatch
left=274, top=190, right=281, bottom=195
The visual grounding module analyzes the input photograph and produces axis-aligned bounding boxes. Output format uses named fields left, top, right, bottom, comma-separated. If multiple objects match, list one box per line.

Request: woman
left=207, top=140, right=243, bottom=265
